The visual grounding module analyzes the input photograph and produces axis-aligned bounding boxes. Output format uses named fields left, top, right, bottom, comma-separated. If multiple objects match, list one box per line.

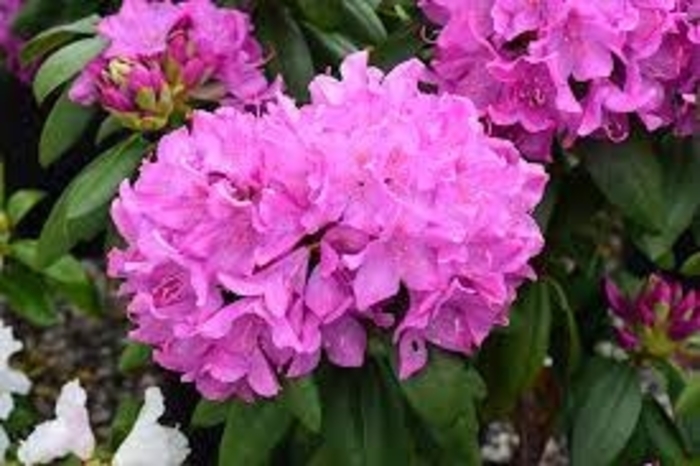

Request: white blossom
left=0, top=319, right=32, bottom=464
left=17, top=380, right=95, bottom=465
left=112, top=387, right=190, bottom=466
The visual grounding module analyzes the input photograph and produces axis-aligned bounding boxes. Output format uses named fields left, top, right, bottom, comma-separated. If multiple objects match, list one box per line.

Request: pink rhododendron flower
left=423, top=0, right=700, bottom=161
left=605, top=275, right=700, bottom=366
left=70, top=0, right=274, bottom=131
left=108, top=52, right=546, bottom=400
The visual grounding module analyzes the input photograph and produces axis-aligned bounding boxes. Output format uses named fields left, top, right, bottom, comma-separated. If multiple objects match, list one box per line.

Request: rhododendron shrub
left=108, top=52, right=547, bottom=399
left=3, top=0, right=700, bottom=464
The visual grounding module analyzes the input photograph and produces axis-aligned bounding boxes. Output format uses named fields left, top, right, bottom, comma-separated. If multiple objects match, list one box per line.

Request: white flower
left=0, top=320, right=32, bottom=464
left=112, top=387, right=190, bottom=466
left=17, top=380, right=95, bottom=465
left=0, top=319, right=32, bottom=418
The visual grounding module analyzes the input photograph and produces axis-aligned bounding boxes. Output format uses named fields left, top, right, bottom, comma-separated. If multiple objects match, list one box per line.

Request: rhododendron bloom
left=423, top=0, right=700, bottom=160
left=113, top=387, right=190, bottom=466
left=606, top=275, right=700, bottom=365
left=17, top=380, right=95, bottom=465
left=70, top=0, right=273, bottom=131
left=0, top=319, right=31, bottom=463
left=109, top=52, right=546, bottom=400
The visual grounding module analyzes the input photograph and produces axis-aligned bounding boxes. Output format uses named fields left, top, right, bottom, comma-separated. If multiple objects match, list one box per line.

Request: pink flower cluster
left=0, top=0, right=27, bottom=80
left=71, top=0, right=273, bottom=131
left=108, top=52, right=547, bottom=401
left=421, top=0, right=700, bottom=161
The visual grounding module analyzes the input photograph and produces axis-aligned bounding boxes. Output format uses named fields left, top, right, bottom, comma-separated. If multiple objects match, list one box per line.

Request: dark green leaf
left=295, top=0, right=344, bottom=29
left=341, top=0, right=388, bottom=45
left=303, top=23, right=359, bottom=64
left=9, top=240, right=100, bottom=316
left=33, top=37, right=106, bottom=103
left=548, top=278, right=582, bottom=376
left=40, top=89, right=96, bottom=167
left=400, top=352, right=484, bottom=464
left=0, top=263, right=57, bottom=326
left=37, top=135, right=150, bottom=267
left=6, top=189, right=45, bottom=226
left=322, top=363, right=413, bottom=466
left=681, top=252, right=700, bottom=277
left=256, top=4, right=315, bottom=101
left=118, top=342, right=152, bottom=374
left=95, top=115, right=125, bottom=146
left=218, top=400, right=292, bottom=466
left=108, top=396, right=141, bottom=451
left=643, top=397, right=688, bottom=465
left=571, top=360, right=642, bottom=466
left=191, top=399, right=230, bottom=429
left=283, top=376, right=322, bottom=433
left=21, top=14, right=99, bottom=64
left=370, top=23, right=423, bottom=71
left=584, top=138, right=665, bottom=233
left=478, top=281, right=553, bottom=418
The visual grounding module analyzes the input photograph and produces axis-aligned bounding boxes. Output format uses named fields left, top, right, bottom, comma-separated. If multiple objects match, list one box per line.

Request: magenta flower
left=108, top=52, right=547, bottom=400
left=422, top=0, right=700, bottom=160
left=605, top=275, right=700, bottom=365
left=70, top=0, right=273, bottom=131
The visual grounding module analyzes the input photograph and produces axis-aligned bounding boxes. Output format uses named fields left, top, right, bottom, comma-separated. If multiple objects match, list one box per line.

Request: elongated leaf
left=37, top=136, right=150, bottom=267
left=218, top=400, right=292, bottom=466
left=571, top=359, right=643, bottom=466
left=108, top=396, right=141, bottom=451
left=191, top=399, right=230, bottom=429
left=341, top=0, right=387, bottom=45
left=21, top=14, right=99, bottom=64
left=257, top=4, right=315, bottom=101
left=0, top=264, right=57, bottom=326
left=95, top=115, right=125, bottom=146
left=283, top=376, right=322, bottom=433
left=10, top=240, right=100, bottom=315
left=548, top=278, right=582, bottom=376
left=322, top=363, right=413, bottom=466
left=681, top=252, right=700, bottom=277
left=303, top=23, right=359, bottom=64
left=400, top=352, right=485, bottom=464
left=33, top=37, right=106, bottom=103
left=295, top=0, right=344, bottom=29
left=40, top=89, right=96, bottom=167
left=6, top=190, right=45, bottom=226
left=478, top=281, right=553, bottom=419
left=584, top=138, right=665, bottom=232
left=118, top=342, right=152, bottom=374
left=643, top=398, right=688, bottom=465
left=676, top=376, right=700, bottom=454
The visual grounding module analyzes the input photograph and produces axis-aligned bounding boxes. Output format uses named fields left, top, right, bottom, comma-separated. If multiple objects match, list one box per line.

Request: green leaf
left=108, top=396, right=141, bottom=451
left=681, top=252, right=700, bottom=277
left=571, top=359, right=643, bottom=466
left=0, top=263, right=57, bottom=326
left=191, top=399, right=230, bottom=429
left=400, top=352, right=485, bottom=464
left=118, top=342, right=152, bottom=374
left=303, top=23, right=359, bottom=64
left=295, top=0, right=344, bottom=29
left=478, top=281, right=553, bottom=419
left=37, top=135, right=151, bottom=267
left=6, top=189, right=46, bottom=226
left=257, top=4, right=315, bottom=101
left=283, top=376, right=322, bottom=433
left=322, top=362, right=413, bottom=466
left=341, top=0, right=388, bottom=45
left=33, top=37, right=106, bottom=104
left=584, top=138, right=665, bottom=233
left=9, top=240, right=100, bottom=316
left=40, top=89, right=96, bottom=167
left=21, top=14, right=99, bottom=64
left=642, top=397, right=688, bottom=465
left=218, top=400, right=292, bottom=466
left=95, top=115, right=125, bottom=146
left=548, top=278, right=582, bottom=376
left=370, top=23, right=422, bottom=71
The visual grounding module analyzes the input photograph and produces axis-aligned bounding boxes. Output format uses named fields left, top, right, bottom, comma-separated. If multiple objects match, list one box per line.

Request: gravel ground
left=2, top=301, right=163, bottom=440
